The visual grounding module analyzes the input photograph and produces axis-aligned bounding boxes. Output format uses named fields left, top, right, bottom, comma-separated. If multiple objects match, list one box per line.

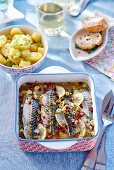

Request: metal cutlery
left=69, top=0, right=90, bottom=17
left=94, top=134, right=106, bottom=170
left=81, top=90, right=114, bottom=170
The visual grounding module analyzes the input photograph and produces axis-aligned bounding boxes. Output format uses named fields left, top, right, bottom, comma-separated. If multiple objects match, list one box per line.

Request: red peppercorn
left=56, top=136, right=60, bottom=139
left=49, top=134, right=53, bottom=138
left=70, top=98, right=73, bottom=102
left=71, top=124, right=76, bottom=128
left=89, top=107, right=93, bottom=112
left=77, top=111, right=80, bottom=114
left=55, top=129, right=59, bottom=134
left=42, top=116, right=45, bottom=119
left=58, top=126, right=61, bottom=130
left=38, top=87, right=41, bottom=91
left=45, top=125, right=49, bottom=128
left=65, top=124, right=68, bottom=129
left=92, top=126, right=94, bottom=130
left=80, top=104, right=83, bottom=108
left=32, top=96, right=35, bottom=99
left=54, top=91, right=57, bottom=95
left=47, top=135, right=51, bottom=139
left=39, top=120, right=43, bottom=124
left=79, top=112, right=85, bottom=117
left=62, top=123, right=67, bottom=127
left=75, top=116, right=79, bottom=120
left=61, top=128, right=66, bottom=133
left=34, top=116, right=37, bottom=118
left=65, top=106, right=70, bottom=110
left=28, top=101, right=31, bottom=104
left=45, top=82, right=51, bottom=86
left=79, top=82, right=83, bottom=85
left=19, top=132, right=25, bottom=138
left=72, top=122, right=75, bottom=125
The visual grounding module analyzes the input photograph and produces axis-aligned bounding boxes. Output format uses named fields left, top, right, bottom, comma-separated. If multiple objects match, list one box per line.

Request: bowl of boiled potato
left=0, top=25, right=48, bottom=74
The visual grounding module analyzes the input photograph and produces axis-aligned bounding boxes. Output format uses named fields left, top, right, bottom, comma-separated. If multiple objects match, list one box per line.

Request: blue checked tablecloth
left=0, top=0, right=114, bottom=170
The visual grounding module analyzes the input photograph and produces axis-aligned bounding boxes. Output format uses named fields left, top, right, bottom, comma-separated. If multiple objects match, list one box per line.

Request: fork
left=94, top=134, right=106, bottom=170
left=81, top=90, right=114, bottom=170
left=69, top=0, right=90, bottom=17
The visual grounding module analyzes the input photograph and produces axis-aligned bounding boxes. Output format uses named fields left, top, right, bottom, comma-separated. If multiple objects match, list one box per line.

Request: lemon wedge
left=73, top=90, right=84, bottom=106
left=55, top=108, right=68, bottom=127
left=56, top=86, right=65, bottom=98
left=77, top=120, right=86, bottom=138
left=34, top=123, right=47, bottom=140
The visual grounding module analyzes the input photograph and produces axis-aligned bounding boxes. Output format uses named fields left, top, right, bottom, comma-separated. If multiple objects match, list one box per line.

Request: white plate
left=39, top=66, right=70, bottom=74
left=16, top=66, right=98, bottom=150
left=0, top=5, right=24, bottom=25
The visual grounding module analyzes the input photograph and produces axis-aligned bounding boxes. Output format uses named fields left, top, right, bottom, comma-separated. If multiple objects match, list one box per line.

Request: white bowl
left=0, top=25, right=48, bottom=75
left=15, top=73, right=99, bottom=151
left=69, top=27, right=108, bottom=61
left=69, top=10, right=114, bottom=61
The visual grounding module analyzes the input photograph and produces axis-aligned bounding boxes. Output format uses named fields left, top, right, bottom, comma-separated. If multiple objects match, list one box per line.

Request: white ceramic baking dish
left=15, top=73, right=99, bottom=151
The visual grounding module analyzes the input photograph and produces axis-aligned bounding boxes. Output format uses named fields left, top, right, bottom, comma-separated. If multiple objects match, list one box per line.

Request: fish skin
left=23, top=97, right=39, bottom=139
left=41, top=86, right=65, bottom=135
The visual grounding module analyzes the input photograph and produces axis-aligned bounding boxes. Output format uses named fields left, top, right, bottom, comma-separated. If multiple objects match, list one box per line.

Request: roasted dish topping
left=19, top=82, right=95, bottom=140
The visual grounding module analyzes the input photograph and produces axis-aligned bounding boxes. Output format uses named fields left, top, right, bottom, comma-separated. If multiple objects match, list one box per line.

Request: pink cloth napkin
left=86, top=27, right=114, bottom=81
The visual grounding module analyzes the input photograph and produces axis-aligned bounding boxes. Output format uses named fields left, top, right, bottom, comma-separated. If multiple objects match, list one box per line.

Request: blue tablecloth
left=0, top=0, right=114, bottom=170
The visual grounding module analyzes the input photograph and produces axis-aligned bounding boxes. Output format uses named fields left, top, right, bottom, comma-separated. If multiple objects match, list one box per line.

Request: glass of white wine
left=34, top=0, right=68, bottom=36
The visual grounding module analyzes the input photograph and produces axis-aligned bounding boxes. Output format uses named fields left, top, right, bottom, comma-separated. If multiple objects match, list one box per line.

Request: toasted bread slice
left=82, top=17, right=108, bottom=33
left=76, top=31, right=102, bottom=50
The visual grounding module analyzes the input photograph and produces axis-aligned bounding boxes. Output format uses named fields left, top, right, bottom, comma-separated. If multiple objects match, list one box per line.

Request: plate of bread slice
left=69, top=11, right=114, bottom=61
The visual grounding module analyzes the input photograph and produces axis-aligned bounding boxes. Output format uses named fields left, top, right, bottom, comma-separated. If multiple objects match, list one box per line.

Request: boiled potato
left=11, top=34, right=32, bottom=50
left=22, top=49, right=31, bottom=59
left=11, top=57, right=20, bottom=65
left=7, top=34, right=12, bottom=40
left=6, top=59, right=13, bottom=67
left=30, top=52, right=42, bottom=64
left=38, top=47, right=45, bottom=55
left=0, top=27, right=45, bottom=68
left=32, top=32, right=41, bottom=42
left=19, top=60, right=31, bottom=67
left=0, top=35, right=7, bottom=48
left=0, top=54, right=7, bottom=65
left=30, top=44, right=38, bottom=52
left=12, top=64, right=19, bottom=68
left=10, top=27, right=23, bottom=37
left=1, top=43, right=10, bottom=58
left=9, top=47, right=21, bottom=58
left=7, top=40, right=11, bottom=43
left=37, top=41, right=43, bottom=47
